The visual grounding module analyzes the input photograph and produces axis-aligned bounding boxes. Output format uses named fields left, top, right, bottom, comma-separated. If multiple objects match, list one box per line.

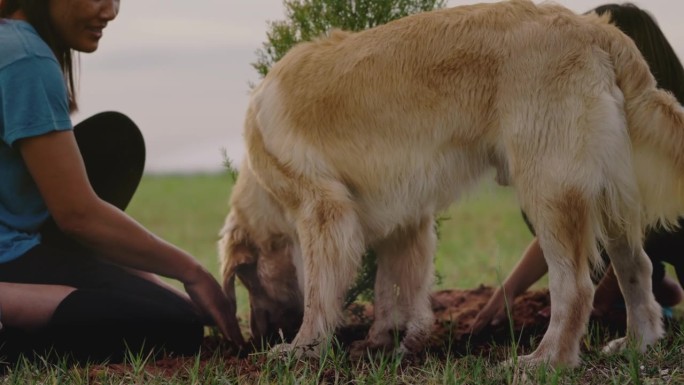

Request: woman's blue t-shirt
left=0, top=19, right=73, bottom=263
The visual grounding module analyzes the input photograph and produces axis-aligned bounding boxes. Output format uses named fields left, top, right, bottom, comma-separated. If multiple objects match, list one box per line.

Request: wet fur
left=220, top=0, right=684, bottom=367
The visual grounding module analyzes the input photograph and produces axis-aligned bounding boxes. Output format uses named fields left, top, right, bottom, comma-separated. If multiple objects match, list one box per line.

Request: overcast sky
left=72, top=0, right=684, bottom=174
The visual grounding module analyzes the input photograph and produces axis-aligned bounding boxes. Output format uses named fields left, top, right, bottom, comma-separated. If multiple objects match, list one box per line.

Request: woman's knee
left=73, top=111, right=146, bottom=209
left=74, top=111, right=145, bottom=163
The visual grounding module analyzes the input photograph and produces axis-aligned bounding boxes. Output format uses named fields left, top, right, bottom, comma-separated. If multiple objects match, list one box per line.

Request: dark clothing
left=0, top=112, right=204, bottom=364
left=643, top=219, right=684, bottom=287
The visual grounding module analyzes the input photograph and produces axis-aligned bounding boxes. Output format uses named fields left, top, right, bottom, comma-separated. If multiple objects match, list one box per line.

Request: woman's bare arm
left=472, top=237, right=549, bottom=332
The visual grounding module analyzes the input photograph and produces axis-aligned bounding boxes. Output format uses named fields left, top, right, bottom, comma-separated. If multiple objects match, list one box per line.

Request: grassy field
left=3, top=173, right=682, bottom=384
left=126, top=173, right=234, bottom=283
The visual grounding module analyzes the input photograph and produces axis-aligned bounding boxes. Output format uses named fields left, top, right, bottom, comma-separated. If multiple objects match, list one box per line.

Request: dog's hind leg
left=351, top=215, right=436, bottom=357
left=516, top=187, right=597, bottom=368
left=278, top=183, right=366, bottom=357
left=601, top=227, right=663, bottom=353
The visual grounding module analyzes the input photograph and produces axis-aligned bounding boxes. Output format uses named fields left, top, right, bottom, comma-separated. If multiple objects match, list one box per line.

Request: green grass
left=3, top=173, right=681, bottom=384
left=434, top=179, right=538, bottom=290
left=126, top=172, right=235, bottom=277
left=4, top=325, right=683, bottom=384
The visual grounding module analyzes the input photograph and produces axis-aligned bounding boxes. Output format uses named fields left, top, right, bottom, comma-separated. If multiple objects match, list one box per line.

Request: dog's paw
left=268, top=342, right=295, bottom=358
left=349, top=339, right=394, bottom=360
left=503, top=351, right=578, bottom=370
left=602, top=335, right=657, bottom=354
left=269, top=341, right=321, bottom=359
left=602, top=337, right=629, bottom=354
left=501, top=354, right=546, bottom=369
left=349, top=340, right=372, bottom=360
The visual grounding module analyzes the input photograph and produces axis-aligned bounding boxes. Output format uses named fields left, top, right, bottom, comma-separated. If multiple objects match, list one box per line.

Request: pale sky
left=72, top=0, right=684, bottom=174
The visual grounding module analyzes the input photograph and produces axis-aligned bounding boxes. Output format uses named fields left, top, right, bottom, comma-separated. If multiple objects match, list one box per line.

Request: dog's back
left=247, top=0, right=682, bottom=241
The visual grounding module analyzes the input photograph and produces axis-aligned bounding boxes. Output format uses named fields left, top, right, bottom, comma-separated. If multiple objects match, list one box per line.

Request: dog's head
left=219, top=166, right=304, bottom=346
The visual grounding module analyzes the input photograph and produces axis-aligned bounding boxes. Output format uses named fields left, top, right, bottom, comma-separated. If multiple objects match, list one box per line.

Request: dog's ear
left=218, top=211, right=258, bottom=307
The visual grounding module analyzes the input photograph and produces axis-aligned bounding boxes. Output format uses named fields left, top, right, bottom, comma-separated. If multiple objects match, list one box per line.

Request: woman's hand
left=182, top=265, right=246, bottom=346
left=472, top=237, right=549, bottom=333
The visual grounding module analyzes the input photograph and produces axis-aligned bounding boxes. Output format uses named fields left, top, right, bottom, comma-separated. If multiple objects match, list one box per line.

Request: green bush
left=252, top=0, right=446, bottom=78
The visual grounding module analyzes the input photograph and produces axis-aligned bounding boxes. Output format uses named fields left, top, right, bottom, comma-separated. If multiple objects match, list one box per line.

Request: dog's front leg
left=351, top=216, right=436, bottom=358
left=272, top=195, right=365, bottom=358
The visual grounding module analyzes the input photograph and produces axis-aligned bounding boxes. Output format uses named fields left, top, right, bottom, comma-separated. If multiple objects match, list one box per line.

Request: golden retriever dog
left=220, top=0, right=684, bottom=367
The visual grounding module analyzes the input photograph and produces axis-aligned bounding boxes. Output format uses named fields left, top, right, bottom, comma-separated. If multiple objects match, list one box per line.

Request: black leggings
left=0, top=112, right=204, bottom=364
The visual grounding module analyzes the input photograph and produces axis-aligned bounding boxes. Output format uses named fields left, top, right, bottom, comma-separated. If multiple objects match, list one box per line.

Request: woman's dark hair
left=0, top=0, right=78, bottom=111
left=592, top=3, right=684, bottom=104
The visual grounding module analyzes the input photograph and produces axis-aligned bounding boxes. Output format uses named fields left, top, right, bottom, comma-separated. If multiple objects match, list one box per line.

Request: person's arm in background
left=18, top=130, right=245, bottom=345
left=471, top=237, right=548, bottom=332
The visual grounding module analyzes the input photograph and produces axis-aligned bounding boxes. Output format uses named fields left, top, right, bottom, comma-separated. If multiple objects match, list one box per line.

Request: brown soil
left=87, top=286, right=638, bottom=379
left=339, top=285, right=555, bottom=358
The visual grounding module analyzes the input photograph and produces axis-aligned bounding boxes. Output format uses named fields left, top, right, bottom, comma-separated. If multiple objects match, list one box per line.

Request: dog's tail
left=595, top=19, right=684, bottom=229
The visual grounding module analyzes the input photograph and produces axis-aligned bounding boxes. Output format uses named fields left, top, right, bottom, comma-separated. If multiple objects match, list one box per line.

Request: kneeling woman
left=0, top=0, right=243, bottom=363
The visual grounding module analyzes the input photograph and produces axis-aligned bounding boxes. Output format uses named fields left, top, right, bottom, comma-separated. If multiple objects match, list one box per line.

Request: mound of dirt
left=338, top=285, right=553, bottom=358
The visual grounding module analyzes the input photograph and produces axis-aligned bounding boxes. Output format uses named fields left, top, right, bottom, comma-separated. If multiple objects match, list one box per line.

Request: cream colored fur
left=220, top=0, right=684, bottom=367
